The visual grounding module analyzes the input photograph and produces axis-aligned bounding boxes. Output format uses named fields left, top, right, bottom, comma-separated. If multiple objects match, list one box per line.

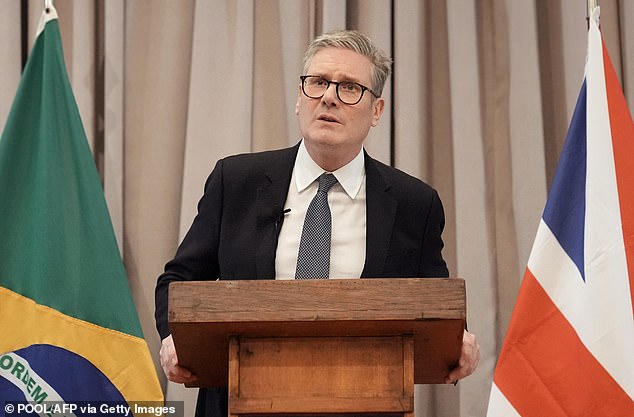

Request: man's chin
left=305, top=136, right=345, bottom=149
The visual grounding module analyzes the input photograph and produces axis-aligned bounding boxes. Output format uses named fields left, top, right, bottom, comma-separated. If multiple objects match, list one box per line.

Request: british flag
left=487, top=7, right=634, bottom=416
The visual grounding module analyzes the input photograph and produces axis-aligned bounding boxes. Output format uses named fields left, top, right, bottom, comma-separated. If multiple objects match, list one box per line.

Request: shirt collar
left=295, top=139, right=365, bottom=199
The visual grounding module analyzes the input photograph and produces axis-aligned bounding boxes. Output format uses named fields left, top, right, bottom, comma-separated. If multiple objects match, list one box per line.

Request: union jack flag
left=487, top=7, right=634, bottom=416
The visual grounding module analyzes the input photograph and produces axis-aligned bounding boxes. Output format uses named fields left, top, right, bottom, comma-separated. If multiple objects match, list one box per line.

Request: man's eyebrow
left=310, top=73, right=364, bottom=83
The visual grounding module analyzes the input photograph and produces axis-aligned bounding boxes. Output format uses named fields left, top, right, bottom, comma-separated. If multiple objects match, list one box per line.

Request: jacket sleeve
left=154, top=159, right=224, bottom=340
left=418, top=189, right=449, bottom=278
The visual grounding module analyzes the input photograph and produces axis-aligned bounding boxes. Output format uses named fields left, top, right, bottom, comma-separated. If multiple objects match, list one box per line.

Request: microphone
left=273, top=206, right=291, bottom=237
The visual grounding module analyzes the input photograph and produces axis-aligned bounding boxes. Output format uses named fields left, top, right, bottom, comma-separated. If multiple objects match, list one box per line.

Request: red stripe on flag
left=493, top=269, right=633, bottom=416
left=603, top=40, right=634, bottom=312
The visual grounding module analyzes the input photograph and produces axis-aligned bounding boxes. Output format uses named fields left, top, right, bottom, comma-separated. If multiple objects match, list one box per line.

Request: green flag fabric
left=0, top=6, right=163, bottom=406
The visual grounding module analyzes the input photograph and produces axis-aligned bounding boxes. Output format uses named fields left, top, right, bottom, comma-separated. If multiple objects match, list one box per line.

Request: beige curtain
left=1, top=0, right=633, bottom=416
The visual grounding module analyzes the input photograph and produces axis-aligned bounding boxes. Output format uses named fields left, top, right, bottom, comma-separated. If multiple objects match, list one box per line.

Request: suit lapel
left=361, top=155, right=397, bottom=277
left=255, top=145, right=299, bottom=278
left=252, top=146, right=396, bottom=278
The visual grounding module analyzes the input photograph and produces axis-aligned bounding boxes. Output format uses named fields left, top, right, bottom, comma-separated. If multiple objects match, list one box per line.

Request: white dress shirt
left=275, top=140, right=366, bottom=279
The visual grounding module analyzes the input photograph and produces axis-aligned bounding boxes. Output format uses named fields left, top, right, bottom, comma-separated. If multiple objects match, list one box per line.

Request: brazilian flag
left=0, top=5, right=163, bottom=408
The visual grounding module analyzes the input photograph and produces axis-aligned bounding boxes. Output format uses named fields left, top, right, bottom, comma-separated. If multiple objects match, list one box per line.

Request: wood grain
left=169, top=278, right=466, bottom=388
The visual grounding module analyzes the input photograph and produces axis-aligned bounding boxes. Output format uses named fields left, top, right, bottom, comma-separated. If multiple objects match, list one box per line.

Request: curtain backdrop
left=2, top=1, right=633, bottom=416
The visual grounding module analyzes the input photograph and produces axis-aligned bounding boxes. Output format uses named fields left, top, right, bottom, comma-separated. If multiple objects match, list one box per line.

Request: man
left=155, top=30, right=480, bottom=416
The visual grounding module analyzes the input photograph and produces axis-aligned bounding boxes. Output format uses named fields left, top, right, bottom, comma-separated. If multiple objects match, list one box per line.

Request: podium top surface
left=169, top=278, right=466, bottom=387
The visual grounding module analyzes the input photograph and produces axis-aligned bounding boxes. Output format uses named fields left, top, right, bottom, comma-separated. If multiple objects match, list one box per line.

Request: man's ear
left=295, top=84, right=302, bottom=115
left=371, top=97, right=385, bottom=127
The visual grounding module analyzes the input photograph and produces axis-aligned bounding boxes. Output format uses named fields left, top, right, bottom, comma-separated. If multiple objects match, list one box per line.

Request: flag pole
left=587, top=0, right=599, bottom=28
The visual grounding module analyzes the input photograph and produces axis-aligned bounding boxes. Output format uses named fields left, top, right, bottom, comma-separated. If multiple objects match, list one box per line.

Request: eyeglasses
left=300, top=75, right=379, bottom=105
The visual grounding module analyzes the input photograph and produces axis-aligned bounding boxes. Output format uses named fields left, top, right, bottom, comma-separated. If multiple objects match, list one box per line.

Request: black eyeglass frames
left=300, top=75, right=379, bottom=105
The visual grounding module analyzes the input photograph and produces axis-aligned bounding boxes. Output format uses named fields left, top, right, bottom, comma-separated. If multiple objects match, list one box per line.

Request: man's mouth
left=318, top=114, right=341, bottom=124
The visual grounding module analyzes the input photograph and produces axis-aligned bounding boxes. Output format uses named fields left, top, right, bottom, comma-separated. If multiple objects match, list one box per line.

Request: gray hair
left=302, top=30, right=392, bottom=97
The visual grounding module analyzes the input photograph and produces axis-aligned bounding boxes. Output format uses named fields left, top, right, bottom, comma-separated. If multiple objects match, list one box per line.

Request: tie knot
left=317, top=173, right=338, bottom=193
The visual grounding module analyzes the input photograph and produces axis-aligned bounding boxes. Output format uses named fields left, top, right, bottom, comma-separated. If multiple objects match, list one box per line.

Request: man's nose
left=321, top=83, right=339, bottom=105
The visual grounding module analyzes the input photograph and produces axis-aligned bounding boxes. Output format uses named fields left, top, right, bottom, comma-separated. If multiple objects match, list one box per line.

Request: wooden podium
left=169, top=278, right=466, bottom=417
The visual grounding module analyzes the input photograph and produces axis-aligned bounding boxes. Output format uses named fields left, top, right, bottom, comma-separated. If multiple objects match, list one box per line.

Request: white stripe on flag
left=0, top=352, right=78, bottom=417
left=528, top=219, right=634, bottom=396
left=585, top=10, right=634, bottom=396
left=486, top=383, right=521, bottom=417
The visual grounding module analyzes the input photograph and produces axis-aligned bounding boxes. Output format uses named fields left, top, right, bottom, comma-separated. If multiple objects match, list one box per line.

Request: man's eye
left=342, top=83, right=359, bottom=92
left=313, top=78, right=328, bottom=87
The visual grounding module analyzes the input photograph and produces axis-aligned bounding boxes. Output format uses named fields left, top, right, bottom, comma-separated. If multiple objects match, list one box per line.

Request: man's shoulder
left=365, top=154, right=437, bottom=196
left=215, top=144, right=299, bottom=181
left=222, top=144, right=299, bottom=166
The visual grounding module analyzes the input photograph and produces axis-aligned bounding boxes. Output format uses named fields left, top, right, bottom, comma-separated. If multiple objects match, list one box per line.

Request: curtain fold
left=0, top=0, right=21, bottom=131
left=1, top=0, right=633, bottom=416
left=122, top=0, right=196, bottom=409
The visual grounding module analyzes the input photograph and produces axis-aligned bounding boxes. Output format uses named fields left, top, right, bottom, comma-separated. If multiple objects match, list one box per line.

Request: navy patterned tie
left=295, top=173, right=338, bottom=279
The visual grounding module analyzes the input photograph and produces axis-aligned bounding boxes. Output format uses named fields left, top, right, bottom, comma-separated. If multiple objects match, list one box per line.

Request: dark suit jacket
left=154, top=143, right=448, bottom=416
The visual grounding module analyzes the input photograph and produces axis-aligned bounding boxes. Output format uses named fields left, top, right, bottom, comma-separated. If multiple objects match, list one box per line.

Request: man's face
left=296, top=47, right=385, bottom=168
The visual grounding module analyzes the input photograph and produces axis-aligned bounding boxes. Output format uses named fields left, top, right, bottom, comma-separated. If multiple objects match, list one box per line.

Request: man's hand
left=446, top=330, right=480, bottom=384
left=159, top=334, right=197, bottom=384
